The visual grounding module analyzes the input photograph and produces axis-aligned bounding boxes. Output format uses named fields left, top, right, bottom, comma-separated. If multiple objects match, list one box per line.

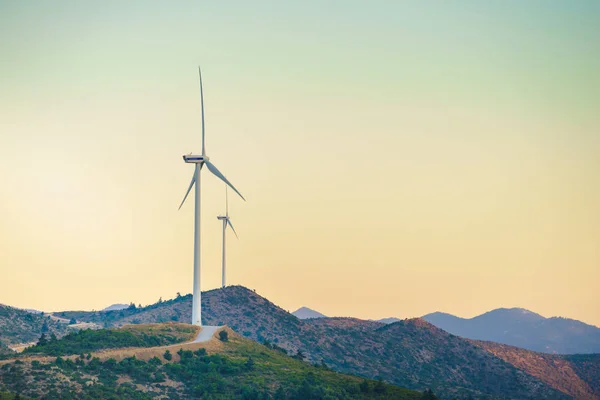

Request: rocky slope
left=474, top=340, right=597, bottom=399
left=0, top=305, right=68, bottom=347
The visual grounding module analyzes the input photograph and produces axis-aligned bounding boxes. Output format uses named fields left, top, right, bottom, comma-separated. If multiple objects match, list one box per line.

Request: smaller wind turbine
left=217, top=187, right=238, bottom=288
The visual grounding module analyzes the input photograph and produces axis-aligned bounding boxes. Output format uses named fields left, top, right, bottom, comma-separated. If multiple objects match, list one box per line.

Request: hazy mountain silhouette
left=378, top=317, right=402, bottom=324
left=292, top=306, right=327, bottom=319
left=423, top=307, right=600, bottom=354
left=101, top=303, right=129, bottom=312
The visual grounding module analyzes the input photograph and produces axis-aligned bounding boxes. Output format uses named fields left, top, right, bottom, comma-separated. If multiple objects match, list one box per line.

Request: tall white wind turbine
left=217, top=187, right=238, bottom=288
left=179, top=67, right=245, bottom=326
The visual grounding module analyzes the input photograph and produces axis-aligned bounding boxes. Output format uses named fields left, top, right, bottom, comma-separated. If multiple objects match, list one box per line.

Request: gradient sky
left=1, top=1, right=599, bottom=326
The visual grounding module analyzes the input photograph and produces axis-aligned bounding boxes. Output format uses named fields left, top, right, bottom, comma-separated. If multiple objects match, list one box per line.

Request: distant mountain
left=53, top=287, right=577, bottom=399
left=423, top=307, right=600, bottom=354
left=292, top=306, right=327, bottom=319
left=378, top=317, right=402, bottom=324
left=102, top=303, right=130, bottom=312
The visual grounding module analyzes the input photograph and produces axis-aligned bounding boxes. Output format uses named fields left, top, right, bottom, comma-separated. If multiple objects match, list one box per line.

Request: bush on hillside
left=219, top=330, right=228, bottom=342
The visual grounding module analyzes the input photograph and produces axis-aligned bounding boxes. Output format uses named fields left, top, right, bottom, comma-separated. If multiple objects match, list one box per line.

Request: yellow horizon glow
left=0, top=1, right=598, bottom=327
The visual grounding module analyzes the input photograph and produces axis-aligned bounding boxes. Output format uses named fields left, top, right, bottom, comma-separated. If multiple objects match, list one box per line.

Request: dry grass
left=90, top=325, right=223, bottom=362
left=0, top=323, right=214, bottom=365
left=120, top=322, right=199, bottom=342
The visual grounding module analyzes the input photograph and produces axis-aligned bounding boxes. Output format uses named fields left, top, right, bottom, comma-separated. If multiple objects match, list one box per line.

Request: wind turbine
left=217, top=187, right=238, bottom=288
left=179, top=67, right=245, bottom=326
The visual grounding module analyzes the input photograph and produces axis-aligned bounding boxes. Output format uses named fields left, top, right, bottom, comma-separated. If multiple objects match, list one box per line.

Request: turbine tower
left=179, top=67, right=245, bottom=326
left=217, top=187, right=238, bottom=288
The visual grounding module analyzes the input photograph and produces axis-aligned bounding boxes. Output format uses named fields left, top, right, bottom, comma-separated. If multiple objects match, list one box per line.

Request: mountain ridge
left=48, top=286, right=580, bottom=399
left=422, top=307, right=600, bottom=354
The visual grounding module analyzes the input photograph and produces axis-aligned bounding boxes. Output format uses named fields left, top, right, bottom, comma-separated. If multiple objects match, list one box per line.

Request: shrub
left=359, top=379, right=371, bottom=393
left=163, top=350, right=172, bottom=361
left=219, top=331, right=229, bottom=342
left=194, top=348, right=207, bottom=357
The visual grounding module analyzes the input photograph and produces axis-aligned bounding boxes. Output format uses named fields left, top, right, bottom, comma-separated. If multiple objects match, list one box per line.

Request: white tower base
left=191, top=163, right=203, bottom=326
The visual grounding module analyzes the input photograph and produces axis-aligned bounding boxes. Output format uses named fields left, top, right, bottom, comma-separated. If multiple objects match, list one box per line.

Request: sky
left=1, top=1, right=599, bottom=326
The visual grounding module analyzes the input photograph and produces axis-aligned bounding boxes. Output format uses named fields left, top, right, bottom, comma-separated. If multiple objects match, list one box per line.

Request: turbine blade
left=226, top=186, right=229, bottom=217
left=199, top=67, right=206, bottom=156
left=178, top=173, right=196, bottom=210
left=205, top=161, right=245, bottom=201
left=227, top=218, right=238, bottom=239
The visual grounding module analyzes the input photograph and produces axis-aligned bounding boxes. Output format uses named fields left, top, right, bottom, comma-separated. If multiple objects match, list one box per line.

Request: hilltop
left=0, top=323, right=427, bottom=399
left=48, top=286, right=577, bottom=399
left=423, top=308, right=600, bottom=354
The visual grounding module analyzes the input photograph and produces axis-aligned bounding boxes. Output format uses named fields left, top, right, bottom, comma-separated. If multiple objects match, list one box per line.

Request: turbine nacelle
left=217, top=215, right=227, bottom=221
left=183, top=154, right=209, bottom=164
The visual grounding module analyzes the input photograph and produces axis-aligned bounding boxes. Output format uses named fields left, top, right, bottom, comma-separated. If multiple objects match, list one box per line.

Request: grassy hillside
left=0, top=326, right=429, bottom=400
left=0, top=305, right=68, bottom=347
left=52, top=286, right=574, bottom=399
left=21, top=323, right=198, bottom=356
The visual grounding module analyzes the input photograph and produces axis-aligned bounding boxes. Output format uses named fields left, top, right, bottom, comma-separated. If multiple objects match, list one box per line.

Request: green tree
left=163, top=350, right=172, bottom=361
left=194, top=348, right=207, bottom=357
left=69, top=318, right=77, bottom=325
left=422, top=389, right=439, bottom=400
left=219, top=330, right=229, bottom=342
left=359, top=379, right=370, bottom=393
left=373, top=378, right=387, bottom=394
left=293, top=349, right=305, bottom=361
left=38, top=333, right=48, bottom=346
